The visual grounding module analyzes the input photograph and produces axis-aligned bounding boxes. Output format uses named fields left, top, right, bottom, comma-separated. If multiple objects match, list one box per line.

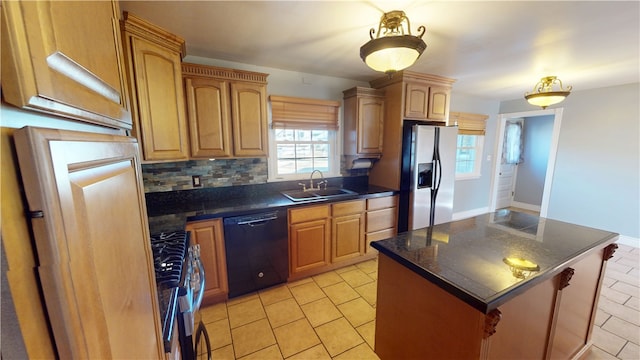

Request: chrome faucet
left=304, top=169, right=326, bottom=191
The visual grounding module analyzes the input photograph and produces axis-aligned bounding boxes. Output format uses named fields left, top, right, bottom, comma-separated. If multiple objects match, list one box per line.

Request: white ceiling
left=119, top=1, right=640, bottom=101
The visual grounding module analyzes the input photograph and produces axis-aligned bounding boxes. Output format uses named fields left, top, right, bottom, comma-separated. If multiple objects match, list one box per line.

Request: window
left=268, top=96, right=341, bottom=181
left=456, top=134, right=484, bottom=179
left=270, top=128, right=338, bottom=179
left=450, top=111, right=488, bottom=180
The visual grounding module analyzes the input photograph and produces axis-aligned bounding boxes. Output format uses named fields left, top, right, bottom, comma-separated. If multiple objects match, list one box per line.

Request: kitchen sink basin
left=281, top=188, right=358, bottom=202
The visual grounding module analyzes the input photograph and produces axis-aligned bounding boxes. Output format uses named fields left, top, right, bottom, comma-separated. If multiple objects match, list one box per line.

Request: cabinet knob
left=258, top=272, right=264, bottom=278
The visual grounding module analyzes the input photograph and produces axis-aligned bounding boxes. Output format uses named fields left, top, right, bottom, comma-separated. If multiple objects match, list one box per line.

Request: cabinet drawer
left=367, top=195, right=398, bottom=211
left=366, top=207, right=397, bottom=233
left=366, top=228, right=396, bottom=243
left=332, top=199, right=365, bottom=217
left=289, top=204, right=330, bottom=224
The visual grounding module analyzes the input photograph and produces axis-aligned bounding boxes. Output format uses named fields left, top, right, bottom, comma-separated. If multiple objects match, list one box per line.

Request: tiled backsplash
left=142, top=158, right=268, bottom=193
left=142, top=157, right=370, bottom=193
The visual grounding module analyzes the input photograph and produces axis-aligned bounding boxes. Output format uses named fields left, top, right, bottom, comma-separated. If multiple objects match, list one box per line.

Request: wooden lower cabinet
left=289, top=205, right=331, bottom=276
left=374, top=243, right=616, bottom=360
left=331, top=200, right=365, bottom=263
left=365, top=196, right=398, bottom=254
left=185, top=219, right=228, bottom=305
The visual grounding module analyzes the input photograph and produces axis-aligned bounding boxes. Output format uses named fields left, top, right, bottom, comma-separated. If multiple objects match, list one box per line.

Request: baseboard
left=452, top=207, right=489, bottom=221
left=511, top=201, right=541, bottom=212
left=616, top=235, right=640, bottom=248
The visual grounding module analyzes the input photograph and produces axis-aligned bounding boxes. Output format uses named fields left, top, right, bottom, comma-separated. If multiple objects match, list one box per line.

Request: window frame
left=455, top=134, right=484, bottom=180
left=267, top=126, right=341, bottom=182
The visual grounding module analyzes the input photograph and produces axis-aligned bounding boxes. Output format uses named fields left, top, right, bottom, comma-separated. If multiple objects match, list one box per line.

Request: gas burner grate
left=150, top=231, right=188, bottom=288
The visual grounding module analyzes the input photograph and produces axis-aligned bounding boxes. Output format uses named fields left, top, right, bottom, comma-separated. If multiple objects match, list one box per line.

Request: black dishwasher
left=223, top=209, right=288, bottom=298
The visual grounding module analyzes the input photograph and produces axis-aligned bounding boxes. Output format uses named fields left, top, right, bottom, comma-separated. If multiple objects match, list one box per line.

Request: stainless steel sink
left=281, top=188, right=358, bottom=202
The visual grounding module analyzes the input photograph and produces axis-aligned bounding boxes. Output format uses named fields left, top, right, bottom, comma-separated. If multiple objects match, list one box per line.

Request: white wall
left=500, top=83, right=640, bottom=238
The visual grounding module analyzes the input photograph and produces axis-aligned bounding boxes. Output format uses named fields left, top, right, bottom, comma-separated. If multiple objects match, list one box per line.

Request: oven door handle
left=193, top=258, right=206, bottom=310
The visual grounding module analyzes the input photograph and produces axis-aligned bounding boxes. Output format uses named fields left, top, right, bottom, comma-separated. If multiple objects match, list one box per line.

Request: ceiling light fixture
left=360, top=10, right=427, bottom=76
left=524, top=76, right=572, bottom=109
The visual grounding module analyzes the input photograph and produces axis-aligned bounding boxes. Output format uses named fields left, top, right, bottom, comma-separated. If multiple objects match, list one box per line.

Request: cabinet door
left=186, top=219, right=228, bottom=305
left=127, top=37, right=189, bottom=161
left=358, top=96, right=385, bottom=155
left=1, top=0, right=131, bottom=129
left=427, top=86, right=450, bottom=121
left=184, top=77, right=232, bottom=158
left=289, top=219, right=330, bottom=274
left=332, top=213, right=365, bottom=263
left=404, top=82, right=429, bottom=119
left=230, top=82, right=268, bottom=157
left=14, top=127, right=163, bottom=359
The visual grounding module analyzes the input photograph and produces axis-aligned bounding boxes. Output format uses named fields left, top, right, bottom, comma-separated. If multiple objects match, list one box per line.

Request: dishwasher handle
left=236, top=216, right=278, bottom=226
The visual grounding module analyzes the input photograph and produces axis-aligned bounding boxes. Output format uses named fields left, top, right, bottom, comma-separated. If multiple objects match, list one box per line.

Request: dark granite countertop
left=145, top=176, right=397, bottom=235
left=370, top=209, right=619, bottom=314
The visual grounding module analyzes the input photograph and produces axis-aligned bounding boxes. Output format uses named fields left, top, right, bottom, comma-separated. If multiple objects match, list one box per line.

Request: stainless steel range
left=151, top=231, right=211, bottom=360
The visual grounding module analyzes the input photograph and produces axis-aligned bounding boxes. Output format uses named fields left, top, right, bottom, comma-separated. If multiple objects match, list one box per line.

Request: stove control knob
left=258, top=272, right=264, bottom=278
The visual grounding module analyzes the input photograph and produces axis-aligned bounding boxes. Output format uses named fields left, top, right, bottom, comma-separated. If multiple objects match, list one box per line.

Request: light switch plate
left=192, top=175, right=202, bottom=187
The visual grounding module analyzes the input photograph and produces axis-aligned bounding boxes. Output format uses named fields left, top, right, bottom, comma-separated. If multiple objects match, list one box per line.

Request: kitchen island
left=370, top=210, right=619, bottom=360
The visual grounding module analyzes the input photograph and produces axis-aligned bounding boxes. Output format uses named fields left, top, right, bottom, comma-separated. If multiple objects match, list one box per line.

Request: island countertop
left=370, top=209, right=619, bottom=314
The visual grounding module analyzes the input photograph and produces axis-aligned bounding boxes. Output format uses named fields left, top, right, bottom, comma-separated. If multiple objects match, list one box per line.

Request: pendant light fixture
left=524, top=76, right=572, bottom=109
left=360, top=10, right=427, bottom=76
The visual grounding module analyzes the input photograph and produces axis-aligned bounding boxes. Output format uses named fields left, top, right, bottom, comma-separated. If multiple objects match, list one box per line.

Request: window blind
left=449, top=112, right=488, bottom=135
left=269, top=95, right=340, bottom=130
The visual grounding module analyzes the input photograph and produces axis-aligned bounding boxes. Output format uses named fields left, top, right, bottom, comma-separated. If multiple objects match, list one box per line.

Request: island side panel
left=374, top=253, right=486, bottom=359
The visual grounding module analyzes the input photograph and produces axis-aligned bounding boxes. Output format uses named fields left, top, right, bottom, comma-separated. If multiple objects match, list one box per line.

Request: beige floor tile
left=231, top=318, right=276, bottom=358
left=288, top=277, right=314, bottom=288
left=338, top=297, right=376, bottom=327
left=603, top=276, right=617, bottom=288
left=610, top=281, right=639, bottom=298
left=289, top=281, right=326, bottom=305
left=228, top=298, right=267, bottom=328
left=333, top=343, right=379, bottom=360
left=606, top=269, right=639, bottom=288
left=265, top=298, right=305, bottom=328
left=583, top=345, right=619, bottom=360
left=619, top=341, right=640, bottom=360
left=598, top=297, right=640, bottom=326
left=592, top=326, right=627, bottom=357
left=286, top=344, right=331, bottom=360
left=602, top=286, right=632, bottom=304
left=602, top=316, right=640, bottom=343
left=210, top=344, right=235, bottom=360
left=356, top=320, right=376, bottom=349
left=239, top=344, right=283, bottom=360
left=260, top=284, right=293, bottom=306
left=315, top=317, right=364, bottom=357
left=273, top=318, right=321, bottom=358
left=227, top=292, right=260, bottom=306
left=313, top=271, right=343, bottom=288
left=200, top=302, right=228, bottom=324
left=595, top=309, right=612, bottom=327
left=625, top=296, right=639, bottom=311
left=355, top=281, right=378, bottom=306
left=608, top=261, right=634, bottom=274
left=339, top=269, right=375, bottom=288
left=367, top=271, right=378, bottom=280
left=205, top=318, right=232, bottom=350
left=323, top=281, right=360, bottom=305
left=355, top=259, right=378, bottom=274
left=300, top=297, right=342, bottom=327
left=335, top=265, right=358, bottom=274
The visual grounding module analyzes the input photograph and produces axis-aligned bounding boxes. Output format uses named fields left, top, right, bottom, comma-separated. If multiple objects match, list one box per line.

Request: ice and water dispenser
left=417, top=162, right=433, bottom=189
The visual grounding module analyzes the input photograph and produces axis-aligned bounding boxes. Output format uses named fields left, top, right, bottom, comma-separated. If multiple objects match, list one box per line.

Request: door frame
left=488, top=108, right=563, bottom=217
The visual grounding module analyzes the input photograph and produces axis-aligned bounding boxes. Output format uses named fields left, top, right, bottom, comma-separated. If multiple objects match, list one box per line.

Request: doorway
left=489, top=108, right=563, bottom=218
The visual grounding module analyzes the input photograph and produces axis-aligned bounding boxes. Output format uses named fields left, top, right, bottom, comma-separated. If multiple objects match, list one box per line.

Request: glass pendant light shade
left=525, top=76, right=572, bottom=109
left=360, top=10, right=427, bottom=75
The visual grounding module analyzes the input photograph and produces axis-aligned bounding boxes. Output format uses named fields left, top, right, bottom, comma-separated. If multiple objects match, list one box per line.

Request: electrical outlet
left=192, top=175, right=202, bottom=187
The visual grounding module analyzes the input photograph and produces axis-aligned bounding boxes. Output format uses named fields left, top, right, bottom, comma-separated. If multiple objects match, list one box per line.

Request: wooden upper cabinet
left=404, top=82, right=430, bottom=119
left=428, top=86, right=451, bottom=121
left=182, top=63, right=269, bottom=158
left=122, top=12, right=189, bottom=161
left=13, top=127, right=163, bottom=359
left=343, top=87, right=385, bottom=159
left=1, top=0, right=131, bottom=129
left=184, top=77, right=233, bottom=158
left=230, top=82, right=268, bottom=157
